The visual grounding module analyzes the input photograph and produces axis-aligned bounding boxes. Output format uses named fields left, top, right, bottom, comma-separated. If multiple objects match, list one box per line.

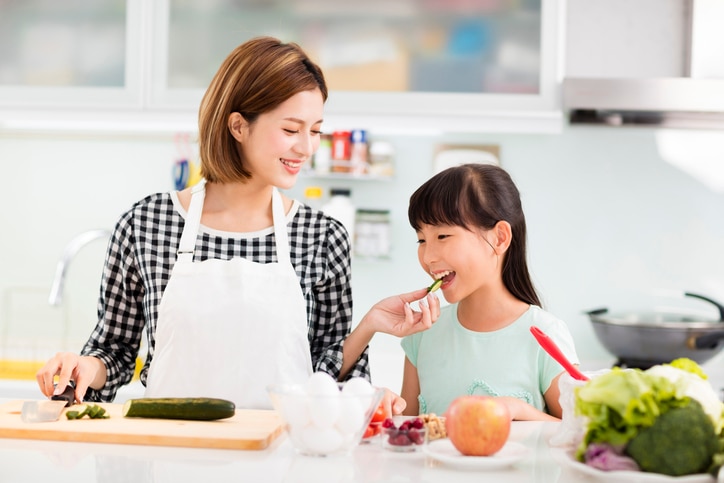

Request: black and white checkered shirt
left=81, top=191, right=368, bottom=402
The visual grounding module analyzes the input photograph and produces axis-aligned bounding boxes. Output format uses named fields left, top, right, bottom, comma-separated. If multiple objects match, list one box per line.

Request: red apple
left=444, top=396, right=511, bottom=456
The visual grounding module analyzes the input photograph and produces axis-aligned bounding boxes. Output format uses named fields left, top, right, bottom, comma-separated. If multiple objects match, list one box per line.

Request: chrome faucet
left=48, top=229, right=111, bottom=306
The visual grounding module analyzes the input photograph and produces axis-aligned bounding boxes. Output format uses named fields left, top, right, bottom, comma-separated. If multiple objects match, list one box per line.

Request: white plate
left=550, top=448, right=714, bottom=482
left=423, top=439, right=528, bottom=470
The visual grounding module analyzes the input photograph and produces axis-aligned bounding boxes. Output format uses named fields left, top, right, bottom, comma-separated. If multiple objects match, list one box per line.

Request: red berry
left=410, top=418, right=424, bottom=429
left=391, top=434, right=411, bottom=446
left=382, top=418, right=396, bottom=429
left=408, top=428, right=424, bottom=445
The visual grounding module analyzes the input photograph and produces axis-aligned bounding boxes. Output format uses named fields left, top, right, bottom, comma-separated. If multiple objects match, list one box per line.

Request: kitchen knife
left=20, top=382, right=75, bottom=423
left=51, top=382, right=76, bottom=406
left=21, top=400, right=69, bottom=423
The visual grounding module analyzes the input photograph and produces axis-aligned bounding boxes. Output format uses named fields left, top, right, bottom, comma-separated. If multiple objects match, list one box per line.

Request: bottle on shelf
left=303, top=186, right=323, bottom=210
left=313, top=134, right=332, bottom=174
left=331, top=131, right=352, bottom=173
left=349, top=129, right=369, bottom=175
left=321, top=188, right=356, bottom=250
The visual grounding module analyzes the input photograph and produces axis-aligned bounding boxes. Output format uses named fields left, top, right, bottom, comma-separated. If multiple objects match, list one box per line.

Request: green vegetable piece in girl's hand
left=428, top=279, right=442, bottom=293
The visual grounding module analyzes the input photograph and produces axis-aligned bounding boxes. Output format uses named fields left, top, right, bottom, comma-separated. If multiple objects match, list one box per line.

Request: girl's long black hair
left=408, top=163, right=541, bottom=307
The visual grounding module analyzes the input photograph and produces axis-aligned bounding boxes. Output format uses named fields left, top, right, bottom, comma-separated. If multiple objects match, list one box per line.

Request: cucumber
left=428, top=279, right=442, bottom=293
left=122, top=397, right=235, bottom=421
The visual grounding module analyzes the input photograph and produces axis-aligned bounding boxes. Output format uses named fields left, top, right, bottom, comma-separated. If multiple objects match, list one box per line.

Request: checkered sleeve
left=80, top=206, right=148, bottom=402
left=310, top=217, right=371, bottom=382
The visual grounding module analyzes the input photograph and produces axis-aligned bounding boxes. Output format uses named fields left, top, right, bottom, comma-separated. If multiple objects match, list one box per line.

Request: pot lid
left=587, top=292, right=724, bottom=328
left=588, top=309, right=722, bottom=329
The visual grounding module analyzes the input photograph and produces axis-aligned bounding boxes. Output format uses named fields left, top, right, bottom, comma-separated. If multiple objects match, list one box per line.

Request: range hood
left=564, top=0, right=724, bottom=129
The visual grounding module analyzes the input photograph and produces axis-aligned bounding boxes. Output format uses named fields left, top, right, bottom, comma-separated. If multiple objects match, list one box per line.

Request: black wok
left=586, top=292, right=724, bottom=368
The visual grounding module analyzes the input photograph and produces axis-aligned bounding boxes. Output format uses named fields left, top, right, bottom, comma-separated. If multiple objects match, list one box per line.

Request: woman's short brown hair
left=198, top=36, right=328, bottom=183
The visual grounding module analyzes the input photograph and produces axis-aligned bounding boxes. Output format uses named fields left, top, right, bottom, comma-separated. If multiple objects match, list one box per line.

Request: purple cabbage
left=584, top=443, right=640, bottom=472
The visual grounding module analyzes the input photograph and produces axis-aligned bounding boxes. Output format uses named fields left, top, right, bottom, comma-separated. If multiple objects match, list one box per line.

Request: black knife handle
left=51, top=382, right=76, bottom=407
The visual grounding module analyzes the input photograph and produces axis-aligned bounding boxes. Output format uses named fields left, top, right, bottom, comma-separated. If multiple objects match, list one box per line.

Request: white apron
left=145, top=180, right=313, bottom=409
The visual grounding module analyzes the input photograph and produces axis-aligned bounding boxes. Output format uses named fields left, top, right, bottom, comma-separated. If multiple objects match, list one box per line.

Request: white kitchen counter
left=0, top=356, right=721, bottom=483
left=0, top=420, right=670, bottom=483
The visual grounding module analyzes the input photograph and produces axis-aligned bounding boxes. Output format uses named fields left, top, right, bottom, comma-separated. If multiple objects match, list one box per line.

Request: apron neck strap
left=177, top=179, right=207, bottom=263
left=177, top=181, right=291, bottom=265
left=271, top=187, right=291, bottom=265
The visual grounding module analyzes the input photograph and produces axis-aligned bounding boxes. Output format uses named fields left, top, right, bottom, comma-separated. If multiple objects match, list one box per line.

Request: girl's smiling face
left=416, top=223, right=502, bottom=304
left=233, top=88, right=324, bottom=189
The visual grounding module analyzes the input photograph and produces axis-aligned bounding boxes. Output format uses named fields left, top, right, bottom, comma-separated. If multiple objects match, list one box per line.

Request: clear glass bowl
left=381, top=416, right=428, bottom=452
left=267, top=383, right=384, bottom=457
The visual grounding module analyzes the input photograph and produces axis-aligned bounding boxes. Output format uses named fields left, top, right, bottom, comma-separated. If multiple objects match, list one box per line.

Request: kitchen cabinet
left=153, top=0, right=564, bottom=133
left=565, top=0, right=688, bottom=79
left=0, top=0, right=142, bottom=109
left=0, top=0, right=564, bottom=134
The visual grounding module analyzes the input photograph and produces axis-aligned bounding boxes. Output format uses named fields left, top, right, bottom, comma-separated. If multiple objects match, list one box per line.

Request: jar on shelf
left=354, top=209, right=391, bottom=259
left=303, top=186, right=323, bottom=210
left=368, top=141, right=395, bottom=177
left=313, top=134, right=332, bottom=174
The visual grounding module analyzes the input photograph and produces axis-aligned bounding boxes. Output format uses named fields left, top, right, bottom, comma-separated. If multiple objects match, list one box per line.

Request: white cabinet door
left=150, top=0, right=563, bottom=133
left=0, top=0, right=144, bottom=110
left=0, top=0, right=562, bottom=133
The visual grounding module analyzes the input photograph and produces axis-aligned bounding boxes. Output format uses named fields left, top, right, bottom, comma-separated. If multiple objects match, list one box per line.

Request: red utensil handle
left=530, top=326, right=589, bottom=381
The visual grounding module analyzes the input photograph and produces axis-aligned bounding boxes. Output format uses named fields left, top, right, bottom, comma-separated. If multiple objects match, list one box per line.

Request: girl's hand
left=496, top=396, right=559, bottom=422
left=378, top=387, right=407, bottom=416
left=36, top=353, right=105, bottom=404
left=361, top=288, right=441, bottom=338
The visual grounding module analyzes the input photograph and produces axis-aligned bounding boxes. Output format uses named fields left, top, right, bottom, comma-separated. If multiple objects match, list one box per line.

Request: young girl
left=37, top=36, right=438, bottom=410
left=400, top=164, right=579, bottom=421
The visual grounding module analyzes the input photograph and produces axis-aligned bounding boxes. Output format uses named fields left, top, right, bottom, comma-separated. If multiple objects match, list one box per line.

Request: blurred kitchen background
left=1, top=0, right=723, bottom=397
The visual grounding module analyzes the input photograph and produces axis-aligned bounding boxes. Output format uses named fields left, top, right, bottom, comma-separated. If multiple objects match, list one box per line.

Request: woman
left=37, top=37, right=439, bottom=410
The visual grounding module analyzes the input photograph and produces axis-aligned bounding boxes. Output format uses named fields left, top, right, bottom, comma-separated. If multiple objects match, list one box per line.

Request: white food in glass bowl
left=268, top=373, right=383, bottom=456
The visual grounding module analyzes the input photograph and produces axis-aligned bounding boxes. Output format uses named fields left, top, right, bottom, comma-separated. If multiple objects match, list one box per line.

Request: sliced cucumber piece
left=428, top=279, right=442, bottom=293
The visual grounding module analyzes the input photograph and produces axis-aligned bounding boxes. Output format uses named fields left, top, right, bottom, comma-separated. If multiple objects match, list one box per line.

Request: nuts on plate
left=421, top=413, right=447, bottom=440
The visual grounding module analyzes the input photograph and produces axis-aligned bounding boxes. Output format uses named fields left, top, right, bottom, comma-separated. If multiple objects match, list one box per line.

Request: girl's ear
left=228, top=112, right=248, bottom=143
left=493, top=221, right=513, bottom=254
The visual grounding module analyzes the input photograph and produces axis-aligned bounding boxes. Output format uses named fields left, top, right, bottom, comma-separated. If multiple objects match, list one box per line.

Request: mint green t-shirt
left=401, top=304, right=579, bottom=416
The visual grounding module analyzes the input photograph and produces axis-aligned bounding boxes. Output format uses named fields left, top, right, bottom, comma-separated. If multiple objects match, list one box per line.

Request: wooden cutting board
left=0, top=400, right=283, bottom=450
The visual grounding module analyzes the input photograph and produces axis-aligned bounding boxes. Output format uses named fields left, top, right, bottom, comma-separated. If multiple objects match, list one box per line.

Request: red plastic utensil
left=530, top=326, right=589, bottom=381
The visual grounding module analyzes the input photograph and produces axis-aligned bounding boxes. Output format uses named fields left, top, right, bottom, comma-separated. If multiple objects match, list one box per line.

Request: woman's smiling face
left=416, top=223, right=501, bottom=304
left=237, top=88, right=324, bottom=189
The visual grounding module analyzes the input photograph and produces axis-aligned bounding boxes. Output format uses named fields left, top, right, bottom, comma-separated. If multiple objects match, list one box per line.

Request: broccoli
left=667, top=358, right=708, bottom=380
left=710, top=453, right=724, bottom=477
left=624, top=400, right=719, bottom=476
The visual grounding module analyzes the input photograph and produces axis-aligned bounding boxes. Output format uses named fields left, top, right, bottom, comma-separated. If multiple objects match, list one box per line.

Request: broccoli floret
left=624, top=400, right=719, bottom=476
left=667, top=358, right=708, bottom=380
left=710, top=452, right=724, bottom=477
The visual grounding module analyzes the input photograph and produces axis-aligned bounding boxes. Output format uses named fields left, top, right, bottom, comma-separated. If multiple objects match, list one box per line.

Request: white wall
left=2, top=125, right=723, bottom=393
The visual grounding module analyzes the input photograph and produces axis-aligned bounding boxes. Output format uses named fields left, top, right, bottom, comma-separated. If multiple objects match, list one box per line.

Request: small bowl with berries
left=381, top=416, right=427, bottom=452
